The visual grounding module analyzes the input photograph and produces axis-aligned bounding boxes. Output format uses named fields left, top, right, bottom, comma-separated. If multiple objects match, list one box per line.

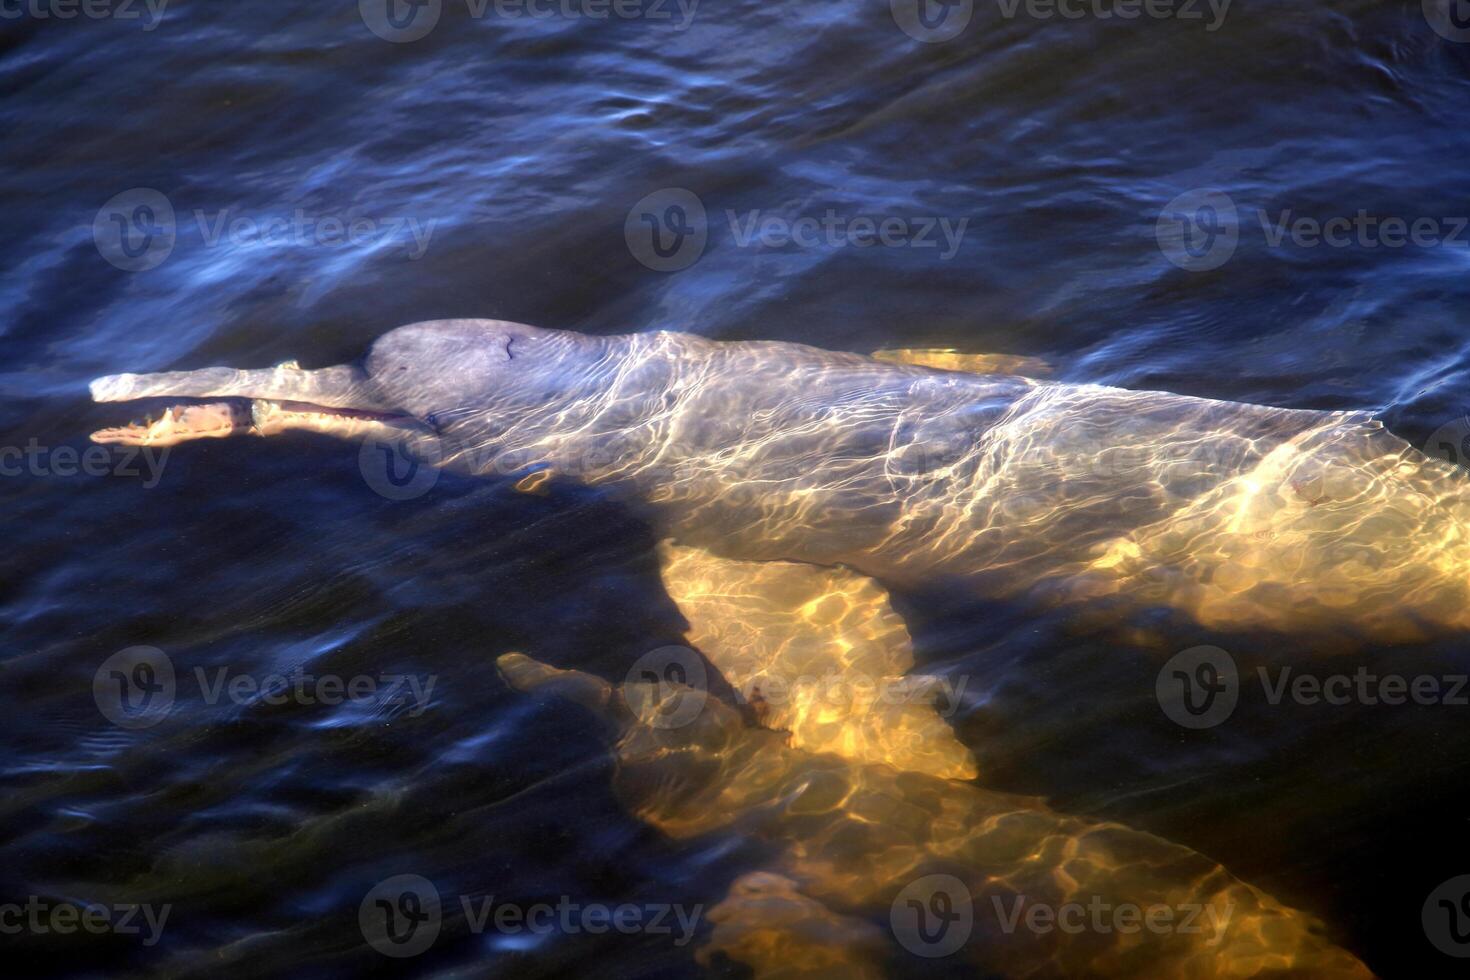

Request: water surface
left=3, top=1, right=1470, bottom=976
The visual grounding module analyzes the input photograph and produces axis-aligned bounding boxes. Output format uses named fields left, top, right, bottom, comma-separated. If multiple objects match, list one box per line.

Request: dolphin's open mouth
left=90, top=398, right=408, bottom=447
left=91, top=399, right=253, bottom=447
left=89, top=363, right=409, bottom=447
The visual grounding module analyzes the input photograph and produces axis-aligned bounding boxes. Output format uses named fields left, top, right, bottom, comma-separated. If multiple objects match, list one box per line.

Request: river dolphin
left=91, top=317, right=1470, bottom=645
left=494, top=650, right=1371, bottom=977
left=89, top=318, right=1402, bottom=974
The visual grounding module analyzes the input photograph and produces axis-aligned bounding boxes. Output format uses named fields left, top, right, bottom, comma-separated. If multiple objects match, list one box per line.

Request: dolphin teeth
left=250, top=400, right=273, bottom=431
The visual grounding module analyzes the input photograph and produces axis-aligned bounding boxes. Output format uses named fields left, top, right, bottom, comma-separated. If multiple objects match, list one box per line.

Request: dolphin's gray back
left=442, top=329, right=1399, bottom=588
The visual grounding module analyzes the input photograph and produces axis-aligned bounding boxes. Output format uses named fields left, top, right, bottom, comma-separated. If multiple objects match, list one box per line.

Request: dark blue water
left=4, top=1, right=1470, bottom=976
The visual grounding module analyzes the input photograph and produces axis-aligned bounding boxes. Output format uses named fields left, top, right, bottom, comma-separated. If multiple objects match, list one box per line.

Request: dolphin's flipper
left=871, top=348, right=1052, bottom=377
left=656, top=541, right=979, bottom=780
left=694, top=872, right=886, bottom=980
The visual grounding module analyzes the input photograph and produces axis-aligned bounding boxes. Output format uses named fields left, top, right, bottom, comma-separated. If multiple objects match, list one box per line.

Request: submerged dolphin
left=494, top=650, right=1371, bottom=977
left=89, top=318, right=1403, bottom=973
left=92, top=317, right=1470, bottom=644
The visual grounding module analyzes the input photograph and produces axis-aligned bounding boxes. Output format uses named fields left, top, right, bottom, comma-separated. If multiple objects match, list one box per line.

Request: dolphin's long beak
left=90, top=363, right=388, bottom=409
left=89, top=361, right=407, bottom=447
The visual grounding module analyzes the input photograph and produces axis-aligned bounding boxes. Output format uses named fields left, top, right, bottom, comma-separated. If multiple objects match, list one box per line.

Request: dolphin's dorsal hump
left=871, top=348, right=1052, bottom=377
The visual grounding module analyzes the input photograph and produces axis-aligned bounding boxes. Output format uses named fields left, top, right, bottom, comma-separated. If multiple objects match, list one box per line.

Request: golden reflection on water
left=497, top=653, right=1371, bottom=978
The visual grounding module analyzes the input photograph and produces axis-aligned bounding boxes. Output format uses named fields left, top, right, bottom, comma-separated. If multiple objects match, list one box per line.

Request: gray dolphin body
left=92, top=318, right=1470, bottom=642
left=492, top=651, right=1373, bottom=978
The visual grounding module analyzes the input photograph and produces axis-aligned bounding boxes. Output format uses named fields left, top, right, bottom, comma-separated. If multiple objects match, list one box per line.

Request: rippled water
left=4, top=1, right=1470, bottom=976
